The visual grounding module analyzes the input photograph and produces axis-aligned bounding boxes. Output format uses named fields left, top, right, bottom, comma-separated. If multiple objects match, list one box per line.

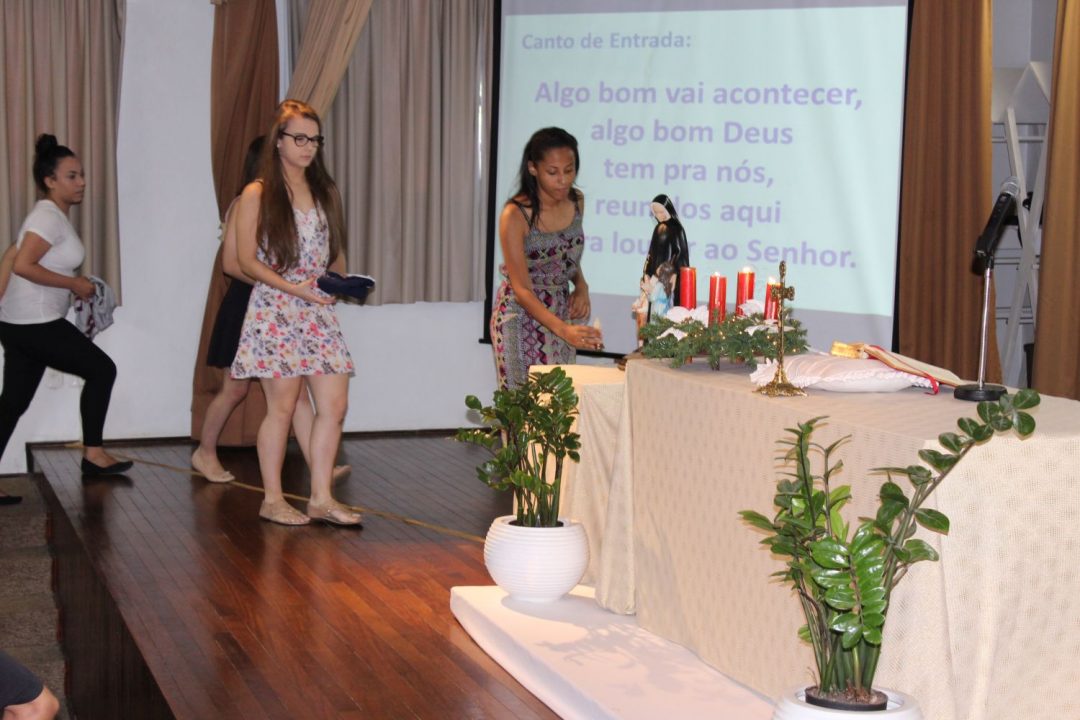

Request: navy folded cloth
left=317, top=272, right=376, bottom=301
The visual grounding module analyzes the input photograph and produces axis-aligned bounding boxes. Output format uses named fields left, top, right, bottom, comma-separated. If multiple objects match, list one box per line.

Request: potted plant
left=740, top=390, right=1040, bottom=717
left=457, top=366, right=588, bottom=603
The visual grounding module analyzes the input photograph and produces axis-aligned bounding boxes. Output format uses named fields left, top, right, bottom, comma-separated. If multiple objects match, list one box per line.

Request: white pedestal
left=450, top=585, right=774, bottom=720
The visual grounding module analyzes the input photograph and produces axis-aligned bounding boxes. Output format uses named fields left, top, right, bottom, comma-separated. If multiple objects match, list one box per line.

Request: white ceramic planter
left=773, top=687, right=921, bottom=719
left=483, top=515, right=588, bottom=603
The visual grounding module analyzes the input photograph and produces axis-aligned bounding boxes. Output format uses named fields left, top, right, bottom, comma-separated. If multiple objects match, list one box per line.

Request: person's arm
left=221, top=200, right=254, bottom=282
left=0, top=244, right=18, bottom=299
left=234, top=183, right=333, bottom=305
left=568, top=193, right=592, bottom=320
left=500, top=202, right=601, bottom=350
left=328, top=251, right=346, bottom=275
left=13, top=234, right=94, bottom=300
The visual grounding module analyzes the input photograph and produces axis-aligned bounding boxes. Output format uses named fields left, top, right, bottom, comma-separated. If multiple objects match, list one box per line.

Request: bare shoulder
left=500, top=199, right=530, bottom=230
left=238, top=180, right=263, bottom=206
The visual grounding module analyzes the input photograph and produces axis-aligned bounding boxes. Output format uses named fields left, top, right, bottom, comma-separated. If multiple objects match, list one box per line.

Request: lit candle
left=679, top=267, right=697, bottom=309
left=708, top=273, right=727, bottom=325
left=763, top=277, right=780, bottom=320
left=735, top=267, right=755, bottom=316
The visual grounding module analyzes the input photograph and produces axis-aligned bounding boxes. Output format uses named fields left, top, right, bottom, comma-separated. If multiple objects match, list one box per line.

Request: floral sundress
left=231, top=207, right=354, bottom=379
left=490, top=205, right=584, bottom=389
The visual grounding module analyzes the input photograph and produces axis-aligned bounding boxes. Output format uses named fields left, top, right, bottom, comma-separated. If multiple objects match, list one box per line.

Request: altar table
left=558, top=358, right=1080, bottom=720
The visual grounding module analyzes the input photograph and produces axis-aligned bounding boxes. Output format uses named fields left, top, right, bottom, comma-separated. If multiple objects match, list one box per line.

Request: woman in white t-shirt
left=0, top=134, right=131, bottom=475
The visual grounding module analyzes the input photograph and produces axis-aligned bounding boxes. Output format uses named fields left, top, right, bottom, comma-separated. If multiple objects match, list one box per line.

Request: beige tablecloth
left=621, top=359, right=1080, bottom=720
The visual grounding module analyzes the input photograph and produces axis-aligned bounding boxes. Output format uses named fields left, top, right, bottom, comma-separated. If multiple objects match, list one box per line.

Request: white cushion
left=750, top=352, right=933, bottom=393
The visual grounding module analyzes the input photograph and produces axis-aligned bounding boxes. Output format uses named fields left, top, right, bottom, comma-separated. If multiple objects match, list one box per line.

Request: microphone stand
left=954, top=251, right=1007, bottom=402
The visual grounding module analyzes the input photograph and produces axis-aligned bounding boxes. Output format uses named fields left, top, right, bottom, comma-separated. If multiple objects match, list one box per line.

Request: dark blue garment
left=317, top=272, right=375, bottom=302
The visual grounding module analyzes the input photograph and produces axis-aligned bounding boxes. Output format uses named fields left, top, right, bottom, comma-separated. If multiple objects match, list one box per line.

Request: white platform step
left=450, top=585, right=775, bottom=720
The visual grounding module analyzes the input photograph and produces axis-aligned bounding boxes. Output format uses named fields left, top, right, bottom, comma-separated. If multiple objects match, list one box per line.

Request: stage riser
left=39, top=474, right=178, bottom=720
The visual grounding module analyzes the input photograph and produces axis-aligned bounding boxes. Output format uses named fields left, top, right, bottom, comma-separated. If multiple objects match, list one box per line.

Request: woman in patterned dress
left=490, top=127, right=604, bottom=388
left=231, top=100, right=360, bottom=527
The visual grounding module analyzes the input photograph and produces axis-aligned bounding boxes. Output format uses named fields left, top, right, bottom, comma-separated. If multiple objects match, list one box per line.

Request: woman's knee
left=222, top=378, right=250, bottom=404
left=320, top=396, right=348, bottom=424
left=86, top=354, right=117, bottom=388
left=11, top=686, right=60, bottom=720
left=0, top=388, right=37, bottom=419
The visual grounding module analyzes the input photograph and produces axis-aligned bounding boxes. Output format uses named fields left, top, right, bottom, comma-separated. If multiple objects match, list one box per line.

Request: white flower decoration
left=739, top=298, right=765, bottom=316
left=746, top=318, right=796, bottom=336
left=658, top=327, right=688, bottom=341
left=664, top=305, right=710, bottom=325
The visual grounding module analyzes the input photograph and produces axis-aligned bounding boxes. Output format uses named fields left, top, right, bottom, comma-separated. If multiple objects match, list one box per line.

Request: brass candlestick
left=756, top=261, right=805, bottom=397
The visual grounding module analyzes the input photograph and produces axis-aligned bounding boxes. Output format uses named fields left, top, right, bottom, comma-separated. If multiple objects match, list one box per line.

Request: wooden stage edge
left=32, top=437, right=559, bottom=720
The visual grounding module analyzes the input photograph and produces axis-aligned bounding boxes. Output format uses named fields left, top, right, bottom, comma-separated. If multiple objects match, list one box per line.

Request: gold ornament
left=755, top=261, right=806, bottom=397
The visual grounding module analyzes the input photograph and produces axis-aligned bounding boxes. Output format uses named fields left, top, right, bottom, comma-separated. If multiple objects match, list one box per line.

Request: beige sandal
left=191, top=451, right=235, bottom=484
left=307, top=499, right=363, bottom=527
left=259, top=499, right=311, bottom=526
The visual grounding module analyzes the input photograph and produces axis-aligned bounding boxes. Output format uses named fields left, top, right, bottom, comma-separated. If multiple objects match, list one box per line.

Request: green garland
left=639, top=309, right=808, bottom=370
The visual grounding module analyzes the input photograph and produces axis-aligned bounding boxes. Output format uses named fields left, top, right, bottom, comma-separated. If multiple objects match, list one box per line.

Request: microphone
left=973, top=176, right=1020, bottom=262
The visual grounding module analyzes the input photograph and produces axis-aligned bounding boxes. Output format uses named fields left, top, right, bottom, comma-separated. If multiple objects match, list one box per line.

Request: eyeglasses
left=279, top=131, right=325, bottom=147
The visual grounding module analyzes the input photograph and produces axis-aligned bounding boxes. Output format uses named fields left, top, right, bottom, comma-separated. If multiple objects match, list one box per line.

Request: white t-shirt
left=0, top=200, right=85, bottom=324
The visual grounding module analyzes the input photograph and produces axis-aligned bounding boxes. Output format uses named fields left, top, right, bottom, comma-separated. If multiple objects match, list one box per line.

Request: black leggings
left=0, top=318, right=117, bottom=456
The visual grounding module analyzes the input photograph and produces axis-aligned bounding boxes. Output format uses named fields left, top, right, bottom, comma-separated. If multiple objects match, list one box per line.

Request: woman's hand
left=560, top=321, right=604, bottom=351
left=291, top=277, right=336, bottom=305
left=569, top=283, right=591, bottom=319
left=71, top=276, right=95, bottom=300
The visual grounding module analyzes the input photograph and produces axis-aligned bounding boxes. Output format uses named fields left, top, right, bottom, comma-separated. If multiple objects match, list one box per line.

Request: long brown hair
left=257, top=99, right=345, bottom=272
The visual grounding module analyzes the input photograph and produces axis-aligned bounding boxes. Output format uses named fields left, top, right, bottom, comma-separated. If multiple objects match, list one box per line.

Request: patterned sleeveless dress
left=490, top=204, right=584, bottom=389
left=231, top=207, right=354, bottom=379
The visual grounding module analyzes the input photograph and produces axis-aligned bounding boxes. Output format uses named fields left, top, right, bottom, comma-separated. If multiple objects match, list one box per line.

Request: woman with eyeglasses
left=230, top=100, right=360, bottom=527
left=0, top=134, right=132, bottom=477
left=192, top=136, right=350, bottom=486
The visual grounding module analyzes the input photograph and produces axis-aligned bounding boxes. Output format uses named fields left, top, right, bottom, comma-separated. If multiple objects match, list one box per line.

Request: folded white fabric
left=749, top=351, right=934, bottom=392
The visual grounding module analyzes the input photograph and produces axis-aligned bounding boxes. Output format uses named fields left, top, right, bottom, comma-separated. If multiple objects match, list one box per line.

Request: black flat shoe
left=0, top=493, right=22, bottom=505
left=81, top=458, right=134, bottom=476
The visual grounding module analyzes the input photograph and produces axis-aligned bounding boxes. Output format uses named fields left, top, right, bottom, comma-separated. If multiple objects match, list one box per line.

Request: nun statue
left=634, top=194, right=690, bottom=324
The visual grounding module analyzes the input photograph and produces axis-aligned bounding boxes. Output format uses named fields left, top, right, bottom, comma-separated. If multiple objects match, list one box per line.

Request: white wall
left=0, top=0, right=496, bottom=473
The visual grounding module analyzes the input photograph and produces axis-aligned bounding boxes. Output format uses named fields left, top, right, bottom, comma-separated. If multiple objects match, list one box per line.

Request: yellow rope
left=66, top=446, right=486, bottom=544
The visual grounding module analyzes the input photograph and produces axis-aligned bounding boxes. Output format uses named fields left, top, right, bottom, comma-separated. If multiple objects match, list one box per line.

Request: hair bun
left=35, top=134, right=59, bottom=155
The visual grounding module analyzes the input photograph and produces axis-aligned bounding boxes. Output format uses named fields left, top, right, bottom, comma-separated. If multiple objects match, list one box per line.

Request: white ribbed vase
left=483, top=515, right=588, bottom=603
left=773, top=687, right=921, bottom=720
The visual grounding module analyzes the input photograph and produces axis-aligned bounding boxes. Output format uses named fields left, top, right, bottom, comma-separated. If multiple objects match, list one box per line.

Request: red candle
left=708, top=273, right=727, bottom=325
left=763, top=278, right=780, bottom=321
left=735, top=267, right=754, bottom=317
left=679, top=267, right=697, bottom=309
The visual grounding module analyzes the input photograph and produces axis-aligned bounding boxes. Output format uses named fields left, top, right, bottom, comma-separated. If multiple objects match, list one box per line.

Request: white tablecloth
left=562, top=358, right=1080, bottom=720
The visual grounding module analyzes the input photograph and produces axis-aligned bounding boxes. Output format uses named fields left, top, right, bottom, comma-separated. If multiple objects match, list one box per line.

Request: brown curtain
left=0, top=0, right=125, bottom=297
left=190, top=0, right=279, bottom=445
left=286, top=0, right=373, bottom=115
left=897, top=0, right=999, bottom=383
left=321, top=0, right=493, bottom=303
left=1033, top=0, right=1080, bottom=398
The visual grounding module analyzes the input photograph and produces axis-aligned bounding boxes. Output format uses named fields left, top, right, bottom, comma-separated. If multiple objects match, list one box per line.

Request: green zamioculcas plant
left=456, top=366, right=581, bottom=528
left=740, top=389, right=1040, bottom=707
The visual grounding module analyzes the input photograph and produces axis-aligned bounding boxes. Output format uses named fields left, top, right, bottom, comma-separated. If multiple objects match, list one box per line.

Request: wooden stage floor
left=32, top=436, right=559, bottom=720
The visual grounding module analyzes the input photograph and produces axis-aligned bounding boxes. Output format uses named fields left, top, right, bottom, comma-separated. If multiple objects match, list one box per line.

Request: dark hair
left=651, top=194, right=681, bottom=223
left=510, top=127, right=580, bottom=229
left=238, top=136, right=266, bottom=194
left=32, top=134, right=76, bottom=195
left=257, top=100, right=344, bottom=271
